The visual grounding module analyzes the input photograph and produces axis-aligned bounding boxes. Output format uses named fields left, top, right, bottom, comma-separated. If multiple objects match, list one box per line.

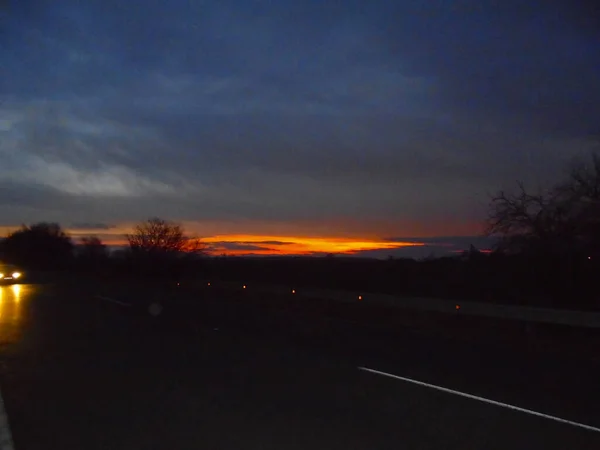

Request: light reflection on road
left=0, top=284, right=32, bottom=326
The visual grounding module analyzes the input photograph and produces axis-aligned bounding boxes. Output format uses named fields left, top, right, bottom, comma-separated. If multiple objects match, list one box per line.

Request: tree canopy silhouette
left=125, top=218, right=204, bottom=278
left=127, top=218, right=204, bottom=258
left=0, top=222, right=74, bottom=269
left=76, top=236, right=109, bottom=266
left=487, top=152, right=600, bottom=256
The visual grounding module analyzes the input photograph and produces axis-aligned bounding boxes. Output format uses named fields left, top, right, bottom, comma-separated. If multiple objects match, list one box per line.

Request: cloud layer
left=2, top=1, right=599, bottom=249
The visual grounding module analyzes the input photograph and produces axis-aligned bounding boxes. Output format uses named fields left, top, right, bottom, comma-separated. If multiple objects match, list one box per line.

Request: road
left=0, top=281, right=599, bottom=449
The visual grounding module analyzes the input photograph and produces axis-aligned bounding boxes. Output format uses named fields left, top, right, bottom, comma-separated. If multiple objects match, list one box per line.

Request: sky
left=1, top=1, right=599, bottom=257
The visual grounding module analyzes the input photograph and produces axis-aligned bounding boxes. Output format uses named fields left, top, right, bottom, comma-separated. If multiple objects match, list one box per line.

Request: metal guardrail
left=198, top=280, right=600, bottom=328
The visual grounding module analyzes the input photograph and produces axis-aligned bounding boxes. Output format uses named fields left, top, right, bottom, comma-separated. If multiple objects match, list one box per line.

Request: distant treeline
left=199, top=251, right=598, bottom=310
left=0, top=221, right=596, bottom=309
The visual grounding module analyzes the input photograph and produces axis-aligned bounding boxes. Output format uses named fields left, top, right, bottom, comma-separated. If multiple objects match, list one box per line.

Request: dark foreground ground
left=0, top=279, right=599, bottom=449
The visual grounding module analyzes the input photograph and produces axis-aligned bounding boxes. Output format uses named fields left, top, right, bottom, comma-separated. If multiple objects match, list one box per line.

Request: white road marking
left=0, top=388, right=15, bottom=450
left=95, top=295, right=131, bottom=307
left=358, top=366, right=600, bottom=434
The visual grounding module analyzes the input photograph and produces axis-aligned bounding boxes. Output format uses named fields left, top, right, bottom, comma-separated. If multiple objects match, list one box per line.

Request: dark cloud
left=386, top=236, right=496, bottom=248
left=208, top=242, right=277, bottom=252
left=238, top=241, right=294, bottom=246
left=365, top=2, right=600, bottom=139
left=70, top=222, right=115, bottom=230
left=355, top=236, right=497, bottom=259
left=1, top=1, right=598, bottom=238
left=0, top=180, right=67, bottom=209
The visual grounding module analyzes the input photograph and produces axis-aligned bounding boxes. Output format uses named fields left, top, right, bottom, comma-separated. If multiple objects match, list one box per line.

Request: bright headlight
left=0, top=273, right=3, bottom=279
left=12, top=272, right=21, bottom=279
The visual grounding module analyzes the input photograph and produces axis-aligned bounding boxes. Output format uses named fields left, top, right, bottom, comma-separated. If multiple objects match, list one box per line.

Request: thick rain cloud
left=1, top=0, right=599, bottom=252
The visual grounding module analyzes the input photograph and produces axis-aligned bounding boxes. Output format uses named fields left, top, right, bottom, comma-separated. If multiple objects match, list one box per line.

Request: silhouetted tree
left=0, top=222, right=74, bottom=269
left=487, top=152, right=600, bottom=256
left=557, top=153, right=600, bottom=254
left=126, top=218, right=204, bottom=278
left=76, top=236, right=109, bottom=267
left=460, top=244, right=486, bottom=262
left=127, top=218, right=203, bottom=256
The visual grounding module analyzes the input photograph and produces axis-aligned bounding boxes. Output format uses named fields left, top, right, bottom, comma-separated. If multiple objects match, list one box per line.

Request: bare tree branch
left=486, top=151, right=600, bottom=255
left=126, top=218, right=205, bottom=257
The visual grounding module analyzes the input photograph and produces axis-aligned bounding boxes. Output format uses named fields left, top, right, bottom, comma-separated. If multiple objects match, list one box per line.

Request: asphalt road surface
left=0, top=281, right=599, bottom=450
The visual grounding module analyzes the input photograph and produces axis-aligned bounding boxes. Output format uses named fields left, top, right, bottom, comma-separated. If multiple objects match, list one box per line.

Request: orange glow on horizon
left=201, top=234, right=424, bottom=256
